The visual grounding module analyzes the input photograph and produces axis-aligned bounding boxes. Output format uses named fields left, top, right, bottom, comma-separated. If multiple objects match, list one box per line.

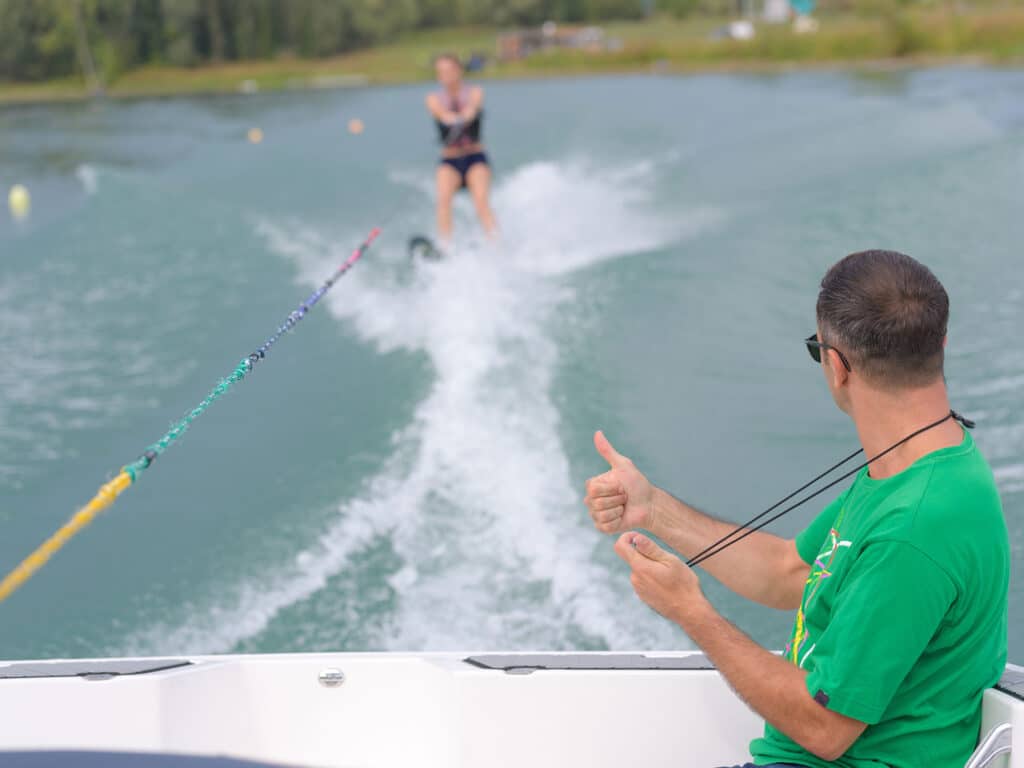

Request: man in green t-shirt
left=584, top=250, right=1009, bottom=767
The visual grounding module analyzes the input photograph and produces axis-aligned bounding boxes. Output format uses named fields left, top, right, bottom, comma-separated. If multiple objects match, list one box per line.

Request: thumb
left=594, top=430, right=629, bottom=469
left=629, top=533, right=667, bottom=563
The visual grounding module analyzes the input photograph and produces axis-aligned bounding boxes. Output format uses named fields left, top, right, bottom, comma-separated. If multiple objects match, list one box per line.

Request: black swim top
left=435, top=86, right=483, bottom=148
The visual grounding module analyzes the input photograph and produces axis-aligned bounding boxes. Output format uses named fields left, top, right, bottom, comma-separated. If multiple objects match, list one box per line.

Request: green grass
left=2, top=10, right=1022, bottom=105
left=0, top=76, right=98, bottom=103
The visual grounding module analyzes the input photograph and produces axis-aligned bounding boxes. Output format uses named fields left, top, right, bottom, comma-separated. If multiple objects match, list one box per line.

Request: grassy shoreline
left=2, top=12, right=1022, bottom=105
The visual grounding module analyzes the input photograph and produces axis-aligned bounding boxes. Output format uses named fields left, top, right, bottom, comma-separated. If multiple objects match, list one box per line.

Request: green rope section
left=121, top=226, right=379, bottom=482
left=123, top=359, right=250, bottom=481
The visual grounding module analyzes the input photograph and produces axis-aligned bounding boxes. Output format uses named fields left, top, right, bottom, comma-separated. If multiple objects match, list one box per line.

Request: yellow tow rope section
left=0, top=471, right=133, bottom=602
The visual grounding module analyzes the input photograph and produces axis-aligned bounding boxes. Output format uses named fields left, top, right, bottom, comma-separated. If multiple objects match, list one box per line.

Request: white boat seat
left=964, top=723, right=1012, bottom=768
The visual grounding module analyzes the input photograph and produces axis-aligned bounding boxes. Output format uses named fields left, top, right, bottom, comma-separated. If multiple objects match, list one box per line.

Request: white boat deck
left=0, top=651, right=1019, bottom=768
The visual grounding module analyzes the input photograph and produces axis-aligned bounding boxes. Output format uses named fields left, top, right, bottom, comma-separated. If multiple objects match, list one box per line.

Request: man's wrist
left=648, top=486, right=678, bottom=538
left=671, top=590, right=716, bottom=636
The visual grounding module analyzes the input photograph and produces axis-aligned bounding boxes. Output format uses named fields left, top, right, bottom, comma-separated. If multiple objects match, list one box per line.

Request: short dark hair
left=816, top=250, right=948, bottom=388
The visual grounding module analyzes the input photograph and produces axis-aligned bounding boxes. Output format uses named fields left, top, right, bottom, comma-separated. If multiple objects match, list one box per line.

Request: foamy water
left=120, top=158, right=720, bottom=654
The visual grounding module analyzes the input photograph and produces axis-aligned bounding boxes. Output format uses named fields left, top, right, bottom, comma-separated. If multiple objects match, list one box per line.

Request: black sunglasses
left=805, top=333, right=852, bottom=372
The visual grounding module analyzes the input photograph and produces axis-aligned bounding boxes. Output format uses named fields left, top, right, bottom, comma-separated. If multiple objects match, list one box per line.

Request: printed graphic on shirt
left=787, top=518, right=851, bottom=668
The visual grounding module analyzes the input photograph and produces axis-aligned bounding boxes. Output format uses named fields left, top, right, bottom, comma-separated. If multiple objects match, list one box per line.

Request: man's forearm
left=677, top=598, right=863, bottom=761
left=648, top=487, right=806, bottom=609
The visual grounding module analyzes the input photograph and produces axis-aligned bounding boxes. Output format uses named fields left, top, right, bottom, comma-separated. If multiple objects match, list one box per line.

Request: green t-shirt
left=751, top=430, right=1009, bottom=768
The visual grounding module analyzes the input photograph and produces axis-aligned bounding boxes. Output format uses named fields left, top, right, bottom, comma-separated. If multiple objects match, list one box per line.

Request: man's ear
left=827, top=347, right=849, bottom=388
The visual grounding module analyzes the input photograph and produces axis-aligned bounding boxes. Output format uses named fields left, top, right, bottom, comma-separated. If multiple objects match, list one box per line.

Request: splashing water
left=120, top=158, right=721, bottom=654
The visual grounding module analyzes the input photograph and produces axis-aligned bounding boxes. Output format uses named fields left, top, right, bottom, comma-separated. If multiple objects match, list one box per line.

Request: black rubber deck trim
left=0, top=659, right=191, bottom=679
left=996, top=665, right=1024, bottom=701
left=463, top=653, right=714, bottom=673
left=0, top=752, right=292, bottom=767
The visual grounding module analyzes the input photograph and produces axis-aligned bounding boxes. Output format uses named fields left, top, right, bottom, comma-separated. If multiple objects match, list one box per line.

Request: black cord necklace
left=686, top=410, right=975, bottom=569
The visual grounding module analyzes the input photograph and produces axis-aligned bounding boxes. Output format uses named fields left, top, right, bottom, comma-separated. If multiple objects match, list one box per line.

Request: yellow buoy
left=248, top=127, right=264, bottom=144
left=8, top=184, right=30, bottom=220
left=348, top=118, right=364, bottom=135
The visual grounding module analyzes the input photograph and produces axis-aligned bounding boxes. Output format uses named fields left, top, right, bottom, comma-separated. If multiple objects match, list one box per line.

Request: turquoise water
left=1, top=70, right=1021, bottom=662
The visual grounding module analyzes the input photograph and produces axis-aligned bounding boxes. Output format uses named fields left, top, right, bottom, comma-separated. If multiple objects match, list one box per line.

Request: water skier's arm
left=457, top=86, right=483, bottom=121
left=425, top=92, right=460, bottom=124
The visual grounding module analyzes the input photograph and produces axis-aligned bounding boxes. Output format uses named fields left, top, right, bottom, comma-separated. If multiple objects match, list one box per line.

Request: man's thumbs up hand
left=584, top=431, right=655, bottom=534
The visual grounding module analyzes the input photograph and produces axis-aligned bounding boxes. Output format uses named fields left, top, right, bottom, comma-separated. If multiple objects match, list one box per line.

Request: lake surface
left=1, top=69, right=1021, bottom=662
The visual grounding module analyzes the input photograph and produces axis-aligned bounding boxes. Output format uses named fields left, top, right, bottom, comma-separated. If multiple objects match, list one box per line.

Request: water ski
left=408, top=235, right=444, bottom=261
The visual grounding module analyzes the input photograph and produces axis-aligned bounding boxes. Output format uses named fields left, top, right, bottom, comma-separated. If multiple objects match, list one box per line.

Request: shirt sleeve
left=802, top=541, right=956, bottom=724
left=795, top=491, right=849, bottom=566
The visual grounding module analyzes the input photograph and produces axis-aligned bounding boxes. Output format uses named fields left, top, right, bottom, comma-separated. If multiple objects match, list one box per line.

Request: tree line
left=1, top=0, right=816, bottom=83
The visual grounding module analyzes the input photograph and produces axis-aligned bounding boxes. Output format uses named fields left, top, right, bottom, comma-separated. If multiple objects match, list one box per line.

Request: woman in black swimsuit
left=425, top=54, right=497, bottom=242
